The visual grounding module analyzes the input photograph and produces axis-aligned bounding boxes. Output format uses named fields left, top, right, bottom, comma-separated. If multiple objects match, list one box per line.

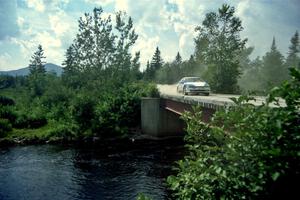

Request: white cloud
left=26, top=0, right=45, bottom=12
left=85, top=0, right=115, bottom=6
left=49, top=11, right=71, bottom=37
left=115, top=0, right=129, bottom=12
left=35, top=31, right=61, bottom=48
left=179, top=32, right=194, bottom=58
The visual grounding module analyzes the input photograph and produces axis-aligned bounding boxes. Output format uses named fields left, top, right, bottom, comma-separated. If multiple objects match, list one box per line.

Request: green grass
left=5, top=122, right=55, bottom=141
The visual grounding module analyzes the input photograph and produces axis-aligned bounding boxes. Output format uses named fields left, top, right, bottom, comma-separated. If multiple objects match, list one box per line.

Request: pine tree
left=150, top=47, right=164, bottom=71
left=261, top=37, right=286, bottom=91
left=28, top=44, right=46, bottom=96
left=131, top=51, right=142, bottom=80
left=171, top=52, right=182, bottom=82
left=62, top=45, right=82, bottom=88
left=147, top=47, right=163, bottom=81
left=286, top=31, right=300, bottom=71
left=29, top=44, right=46, bottom=75
left=62, top=46, right=77, bottom=74
left=174, top=52, right=182, bottom=65
left=143, top=60, right=151, bottom=81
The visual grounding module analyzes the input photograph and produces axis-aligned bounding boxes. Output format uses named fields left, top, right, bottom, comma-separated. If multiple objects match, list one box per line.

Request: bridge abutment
left=141, top=98, right=185, bottom=137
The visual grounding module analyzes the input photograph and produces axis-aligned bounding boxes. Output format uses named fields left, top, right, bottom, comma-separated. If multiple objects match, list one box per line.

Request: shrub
left=71, top=95, right=96, bottom=131
left=0, top=96, right=15, bottom=106
left=13, top=114, right=47, bottom=129
left=167, top=68, right=300, bottom=199
left=0, top=118, right=12, bottom=137
left=0, top=106, right=17, bottom=123
left=47, top=123, right=79, bottom=140
left=92, top=83, right=159, bottom=137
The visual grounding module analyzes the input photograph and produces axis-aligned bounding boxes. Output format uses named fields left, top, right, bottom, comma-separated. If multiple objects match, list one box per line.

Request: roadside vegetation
left=167, top=67, right=300, bottom=199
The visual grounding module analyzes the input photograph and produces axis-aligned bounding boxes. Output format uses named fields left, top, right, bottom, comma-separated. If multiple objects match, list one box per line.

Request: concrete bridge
left=141, top=84, right=286, bottom=137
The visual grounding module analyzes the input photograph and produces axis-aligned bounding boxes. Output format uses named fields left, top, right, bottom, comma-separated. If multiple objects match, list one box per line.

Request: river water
left=0, top=140, right=184, bottom=200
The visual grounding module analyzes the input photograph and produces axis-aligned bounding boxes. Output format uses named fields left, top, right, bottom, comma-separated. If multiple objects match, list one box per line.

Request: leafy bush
left=168, top=68, right=300, bottom=199
left=0, top=96, right=15, bottom=106
left=71, top=95, right=96, bottom=131
left=93, top=83, right=159, bottom=137
left=13, top=114, right=47, bottom=129
left=47, top=123, right=79, bottom=140
left=136, top=193, right=152, bottom=200
left=0, top=118, right=12, bottom=137
left=0, top=106, right=17, bottom=123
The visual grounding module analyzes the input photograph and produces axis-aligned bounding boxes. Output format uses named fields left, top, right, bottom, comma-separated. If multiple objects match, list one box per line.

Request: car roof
left=182, top=77, right=200, bottom=79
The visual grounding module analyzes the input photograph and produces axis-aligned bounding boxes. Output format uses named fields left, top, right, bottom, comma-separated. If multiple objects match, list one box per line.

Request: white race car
left=177, top=77, right=210, bottom=96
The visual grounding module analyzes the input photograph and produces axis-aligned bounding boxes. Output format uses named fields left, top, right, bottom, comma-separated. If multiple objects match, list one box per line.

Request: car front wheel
left=183, top=87, right=188, bottom=95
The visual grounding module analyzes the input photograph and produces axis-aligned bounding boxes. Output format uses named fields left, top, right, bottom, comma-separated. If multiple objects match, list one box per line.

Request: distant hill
left=0, top=63, right=63, bottom=76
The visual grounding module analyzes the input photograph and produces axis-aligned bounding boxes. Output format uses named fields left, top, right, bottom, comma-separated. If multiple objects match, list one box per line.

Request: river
left=0, top=139, right=184, bottom=200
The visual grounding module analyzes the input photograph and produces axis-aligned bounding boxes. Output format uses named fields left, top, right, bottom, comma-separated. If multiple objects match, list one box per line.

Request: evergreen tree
left=131, top=51, right=142, bottom=80
left=62, top=45, right=82, bottom=88
left=286, top=31, right=300, bottom=71
left=194, top=4, right=247, bottom=93
left=62, top=46, right=77, bottom=75
left=261, top=37, right=286, bottom=91
left=29, top=44, right=46, bottom=75
left=171, top=52, right=182, bottom=82
left=28, top=44, right=47, bottom=96
left=174, top=52, right=182, bottom=65
left=145, top=47, right=163, bottom=81
left=143, top=60, right=151, bottom=81
left=151, top=47, right=164, bottom=71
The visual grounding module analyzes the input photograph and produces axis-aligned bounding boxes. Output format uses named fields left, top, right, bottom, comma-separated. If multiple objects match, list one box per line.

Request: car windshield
left=184, top=77, right=203, bottom=82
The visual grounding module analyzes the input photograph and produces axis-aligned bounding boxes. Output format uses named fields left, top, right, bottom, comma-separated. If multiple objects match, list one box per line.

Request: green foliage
left=261, top=38, right=288, bottom=91
left=93, top=82, right=159, bottom=137
left=0, top=118, right=12, bottom=137
left=47, top=123, right=79, bottom=140
left=168, top=68, right=300, bottom=199
left=194, top=4, right=246, bottom=93
left=62, top=7, right=140, bottom=89
left=0, top=75, right=16, bottom=89
left=0, top=95, right=15, bottom=106
left=29, top=44, right=46, bottom=75
left=14, top=114, right=47, bottom=129
left=0, top=106, right=17, bottom=123
left=144, top=47, right=164, bottom=81
left=136, top=193, right=152, bottom=200
left=71, top=95, right=96, bottom=131
left=27, top=44, right=47, bottom=97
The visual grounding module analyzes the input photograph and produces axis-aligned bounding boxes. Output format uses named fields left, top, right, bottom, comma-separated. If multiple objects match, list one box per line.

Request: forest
left=0, top=4, right=299, bottom=199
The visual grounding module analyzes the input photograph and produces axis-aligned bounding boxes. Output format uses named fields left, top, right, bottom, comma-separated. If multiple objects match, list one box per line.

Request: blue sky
left=0, top=0, right=299, bottom=71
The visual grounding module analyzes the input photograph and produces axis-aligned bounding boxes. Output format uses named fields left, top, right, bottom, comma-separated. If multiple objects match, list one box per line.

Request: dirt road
left=157, top=84, right=286, bottom=107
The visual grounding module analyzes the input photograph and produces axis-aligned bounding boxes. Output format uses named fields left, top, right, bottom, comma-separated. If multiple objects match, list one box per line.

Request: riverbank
left=0, top=126, right=185, bottom=151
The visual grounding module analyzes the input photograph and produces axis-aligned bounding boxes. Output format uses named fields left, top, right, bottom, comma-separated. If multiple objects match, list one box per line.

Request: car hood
left=185, top=81, right=208, bottom=87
